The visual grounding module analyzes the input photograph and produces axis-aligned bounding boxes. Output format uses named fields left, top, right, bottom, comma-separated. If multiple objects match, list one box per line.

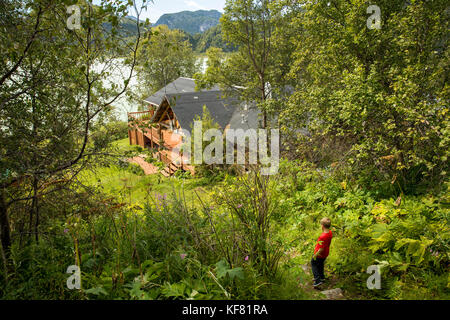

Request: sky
left=137, top=0, right=226, bottom=23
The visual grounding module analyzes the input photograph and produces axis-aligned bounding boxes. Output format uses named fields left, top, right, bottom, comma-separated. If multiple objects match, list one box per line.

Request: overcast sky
left=137, top=0, right=226, bottom=23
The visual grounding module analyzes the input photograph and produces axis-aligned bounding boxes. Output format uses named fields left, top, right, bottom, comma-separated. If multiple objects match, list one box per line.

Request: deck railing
left=148, top=126, right=161, bottom=143
left=128, top=110, right=183, bottom=150
left=159, top=150, right=172, bottom=165
left=127, top=110, right=154, bottom=122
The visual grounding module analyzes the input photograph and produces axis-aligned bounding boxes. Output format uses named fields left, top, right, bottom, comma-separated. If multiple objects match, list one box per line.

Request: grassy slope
left=79, top=138, right=216, bottom=207
left=76, top=139, right=360, bottom=299
left=77, top=139, right=449, bottom=300
left=76, top=139, right=319, bottom=299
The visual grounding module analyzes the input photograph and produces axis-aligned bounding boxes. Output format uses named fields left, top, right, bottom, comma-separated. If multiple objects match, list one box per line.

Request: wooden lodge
left=128, top=77, right=261, bottom=177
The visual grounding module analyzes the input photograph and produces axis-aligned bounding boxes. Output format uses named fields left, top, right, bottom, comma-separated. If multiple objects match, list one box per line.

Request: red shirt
left=314, top=230, right=332, bottom=258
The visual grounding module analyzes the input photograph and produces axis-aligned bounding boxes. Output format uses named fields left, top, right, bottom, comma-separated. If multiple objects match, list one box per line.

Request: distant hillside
left=192, top=24, right=237, bottom=53
left=106, top=11, right=236, bottom=53
left=102, top=16, right=145, bottom=38
left=154, top=10, right=222, bottom=35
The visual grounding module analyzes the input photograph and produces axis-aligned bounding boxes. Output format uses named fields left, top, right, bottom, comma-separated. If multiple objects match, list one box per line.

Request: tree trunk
left=31, top=177, right=39, bottom=242
left=0, top=189, right=12, bottom=271
left=261, top=77, right=269, bottom=130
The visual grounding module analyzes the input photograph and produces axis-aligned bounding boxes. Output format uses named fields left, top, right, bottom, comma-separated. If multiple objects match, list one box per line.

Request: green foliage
left=0, top=0, right=150, bottom=273
left=91, top=120, right=130, bottom=150
left=127, top=163, right=145, bottom=176
left=189, top=105, right=226, bottom=177
left=1, top=0, right=449, bottom=302
left=286, top=0, right=449, bottom=189
left=281, top=164, right=450, bottom=299
left=195, top=0, right=295, bottom=127
left=194, top=47, right=227, bottom=90
left=213, top=168, right=284, bottom=277
left=2, top=154, right=448, bottom=299
left=193, top=25, right=237, bottom=53
left=135, top=25, right=198, bottom=96
left=102, top=16, right=150, bottom=39
left=215, top=259, right=244, bottom=281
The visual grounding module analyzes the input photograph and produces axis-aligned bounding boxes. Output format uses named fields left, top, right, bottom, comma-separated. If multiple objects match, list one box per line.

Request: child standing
left=311, top=217, right=333, bottom=287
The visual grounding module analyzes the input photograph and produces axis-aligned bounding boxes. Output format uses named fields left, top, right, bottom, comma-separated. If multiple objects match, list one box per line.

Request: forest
left=0, top=0, right=448, bottom=301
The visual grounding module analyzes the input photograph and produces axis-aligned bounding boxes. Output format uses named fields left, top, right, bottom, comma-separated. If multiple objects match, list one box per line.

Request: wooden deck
left=128, top=111, right=182, bottom=150
left=128, top=110, right=194, bottom=177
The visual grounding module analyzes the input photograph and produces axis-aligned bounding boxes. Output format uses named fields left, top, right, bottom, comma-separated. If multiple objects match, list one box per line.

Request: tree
left=194, top=0, right=297, bottom=130
left=286, top=0, right=448, bottom=190
left=189, top=105, right=223, bottom=175
left=0, top=0, right=150, bottom=268
left=134, top=24, right=198, bottom=100
left=196, top=0, right=280, bottom=129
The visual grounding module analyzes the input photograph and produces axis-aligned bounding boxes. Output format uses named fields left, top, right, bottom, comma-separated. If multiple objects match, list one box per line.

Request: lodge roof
left=143, top=77, right=221, bottom=106
left=164, top=91, right=238, bottom=133
left=144, top=77, right=262, bottom=134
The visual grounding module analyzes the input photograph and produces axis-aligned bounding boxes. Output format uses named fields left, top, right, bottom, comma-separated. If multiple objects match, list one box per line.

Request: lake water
left=97, top=57, right=207, bottom=122
left=92, top=58, right=139, bottom=122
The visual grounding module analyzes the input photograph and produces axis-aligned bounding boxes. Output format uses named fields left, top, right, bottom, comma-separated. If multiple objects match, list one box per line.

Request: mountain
left=154, top=10, right=222, bottom=35
left=103, top=11, right=235, bottom=53
left=125, top=16, right=143, bottom=23
left=102, top=16, right=143, bottom=38
left=192, top=24, right=237, bottom=53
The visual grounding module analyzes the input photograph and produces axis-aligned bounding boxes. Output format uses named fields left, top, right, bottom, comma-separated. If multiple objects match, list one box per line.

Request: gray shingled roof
left=143, top=77, right=221, bottom=105
left=228, top=102, right=262, bottom=132
left=166, top=91, right=240, bottom=133
left=145, top=77, right=261, bottom=133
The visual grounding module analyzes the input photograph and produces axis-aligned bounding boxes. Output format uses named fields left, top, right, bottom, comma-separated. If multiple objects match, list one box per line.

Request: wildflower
left=180, top=253, right=187, bottom=259
left=237, top=204, right=243, bottom=209
left=244, top=256, right=249, bottom=261
left=64, top=228, right=69, bottom=234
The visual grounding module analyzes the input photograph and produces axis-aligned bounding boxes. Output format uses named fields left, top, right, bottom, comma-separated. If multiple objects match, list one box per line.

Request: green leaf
left=215, top=259, right=230, bottom=279
left=85, top=286, right=108, bottom=296
left=227, top=267, right=244, bottom=280
left=161, top=282, right=187, bottom=298
left=215, top=259, right=244, bottom=280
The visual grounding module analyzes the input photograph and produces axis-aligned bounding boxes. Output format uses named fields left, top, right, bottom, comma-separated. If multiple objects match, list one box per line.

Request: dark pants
left=311, top=256, right=326, bottom=283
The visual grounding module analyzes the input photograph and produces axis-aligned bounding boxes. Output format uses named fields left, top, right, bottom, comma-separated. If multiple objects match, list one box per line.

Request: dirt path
left=296, top=263, right=346, bottom=300
left=285, top=246, right=346, bottom=300
left=128, top=156, right=159, bottom=175
left=297, top=264, right=346, bottom=300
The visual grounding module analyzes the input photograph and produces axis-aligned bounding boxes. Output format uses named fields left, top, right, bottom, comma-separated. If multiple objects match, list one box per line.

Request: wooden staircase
left=156, top=150, right=194, bottom=177
left=160, top=161, right=181, bottom=177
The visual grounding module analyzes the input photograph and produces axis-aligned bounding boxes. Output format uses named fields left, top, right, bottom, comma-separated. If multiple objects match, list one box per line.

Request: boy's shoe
left=313, top=280, right=324, bottom=288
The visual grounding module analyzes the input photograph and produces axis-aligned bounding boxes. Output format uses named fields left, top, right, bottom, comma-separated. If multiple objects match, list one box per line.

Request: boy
left=311, top=217, right=332, bottom=287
